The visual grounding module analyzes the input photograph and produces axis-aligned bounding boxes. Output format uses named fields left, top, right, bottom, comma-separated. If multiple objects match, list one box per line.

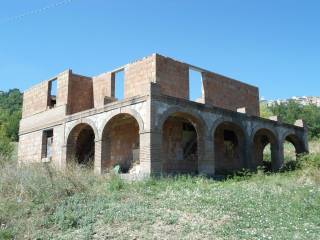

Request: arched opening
left=252, top=129, right=277, bottom=171
left=162, top=113, right=200, bottom=174
left=283, top=134, right=306, bottom=169
left=101, top=114, right=140, bottom=173
left=66, top=123, right=96, bottom=168
left=214, top=122, right=245, bottom=174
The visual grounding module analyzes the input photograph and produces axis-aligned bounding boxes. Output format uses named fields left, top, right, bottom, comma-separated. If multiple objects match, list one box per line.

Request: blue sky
left=0, top=0, right=319, bottom=99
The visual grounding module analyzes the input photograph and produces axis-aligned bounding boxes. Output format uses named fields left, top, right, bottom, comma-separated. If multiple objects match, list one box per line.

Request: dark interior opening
left=76, top=128, right=95, bottom=166
left=48, top=79, right=57, bottom=108
left=42, top=129, right=53, bottom=159
left=102, top=114, right=140, bottom=173
left=162, top=115, right=198, bottom=174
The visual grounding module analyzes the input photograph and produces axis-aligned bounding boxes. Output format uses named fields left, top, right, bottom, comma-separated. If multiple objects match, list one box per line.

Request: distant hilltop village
left=261, top=96, right=320, bottom=107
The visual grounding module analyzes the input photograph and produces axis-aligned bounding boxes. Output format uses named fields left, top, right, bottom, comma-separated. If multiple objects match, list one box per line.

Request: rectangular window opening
left=189, top=68, right=203, bottom=102
left=42, top=129, right=53, bottom=161
left=48, top=79, right=57, bottom=108
left=115, top=70, right=124, bottom=100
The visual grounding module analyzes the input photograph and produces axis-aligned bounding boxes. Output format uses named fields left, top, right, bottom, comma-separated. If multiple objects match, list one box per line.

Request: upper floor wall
left=22, top=70, right=93, bottom=118
left=22, top=54, right=260, bottom=120
left=91, top=54, right=260, bottom=116
left=155, top=55, right=260, bottom=116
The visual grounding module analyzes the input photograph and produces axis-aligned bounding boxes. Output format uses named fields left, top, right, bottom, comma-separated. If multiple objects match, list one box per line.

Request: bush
left=0, top=127, right=13, bottom=165
left=299, top=153, right=320, bottom=169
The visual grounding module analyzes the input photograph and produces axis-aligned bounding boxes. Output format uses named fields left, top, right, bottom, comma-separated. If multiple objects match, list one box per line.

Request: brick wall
left=202, top=71, right=260, bottom=116
left=124, top=55, right=156, bottom=98
left=102, top=119, right=139, bottom=171
left=18, top=130, right=43, bottom=163
left=18, top=125, right=64, bottom=166
left=56, top=70, right=70, bottom=107
left=214, top=123, right=246, bottom=173
left=67, top=74, right=94, bottom=114
left=22, top=70, right=70, bottom=118
left=155, top=55, right=189, bottom=100
left=93, top=72, right=115, bottom=108
left=22, top=81, right=49, bottom=118
left=162, top=117, right=198, bottom=173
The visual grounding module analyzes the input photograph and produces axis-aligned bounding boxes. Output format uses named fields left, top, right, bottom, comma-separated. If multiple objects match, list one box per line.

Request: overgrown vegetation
left=0, top=142, right=320, bottom=239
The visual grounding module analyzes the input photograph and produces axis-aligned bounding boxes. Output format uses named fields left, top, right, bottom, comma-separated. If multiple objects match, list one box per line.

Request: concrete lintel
left=237, top=107, right=247, bottom=114
left=294, top=119, right=305, bottom=128
left=269, top=116, right=281, bottom=122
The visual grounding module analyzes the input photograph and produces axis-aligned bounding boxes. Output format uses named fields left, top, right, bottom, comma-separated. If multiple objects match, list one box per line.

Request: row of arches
left=67, top=114, right=140, bottom=173
left=65, top=110, right=307, bottom=174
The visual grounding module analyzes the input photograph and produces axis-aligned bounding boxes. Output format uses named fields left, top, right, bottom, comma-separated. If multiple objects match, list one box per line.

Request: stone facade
left=18, top=54, right=309, bottom=176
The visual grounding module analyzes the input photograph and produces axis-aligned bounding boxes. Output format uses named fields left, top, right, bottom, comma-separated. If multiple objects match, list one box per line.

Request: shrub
left=108, top=173, right=125, bottom=191
left=299, top=153, right=320, bottom=169
left=0, top=127, right=13, bottom=165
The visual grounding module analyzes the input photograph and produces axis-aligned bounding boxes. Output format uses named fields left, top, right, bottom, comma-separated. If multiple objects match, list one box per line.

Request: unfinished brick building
left=18, top=54, right=309, bottom=176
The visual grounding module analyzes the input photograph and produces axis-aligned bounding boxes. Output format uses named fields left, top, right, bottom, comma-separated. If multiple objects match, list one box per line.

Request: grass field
left=0, top=142, right=320, bottom=240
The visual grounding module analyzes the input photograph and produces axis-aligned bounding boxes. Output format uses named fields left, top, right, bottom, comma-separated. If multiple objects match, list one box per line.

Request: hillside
left=0, top=142, right=320, bottom=239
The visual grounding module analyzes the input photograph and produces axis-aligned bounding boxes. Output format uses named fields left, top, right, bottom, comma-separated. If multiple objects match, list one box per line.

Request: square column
left=60, top=145, right=67, bottom=170
left=94, top=140, right=103, bottom=174
left=273, top=142, right=284, bottom=171
left=139, top=131, right=162, bottom=176
left=198, top=138, right=215, bottom=176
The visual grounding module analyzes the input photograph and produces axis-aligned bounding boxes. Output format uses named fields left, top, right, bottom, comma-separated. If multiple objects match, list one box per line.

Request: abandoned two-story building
left=18, top=54, right=309, bottom=176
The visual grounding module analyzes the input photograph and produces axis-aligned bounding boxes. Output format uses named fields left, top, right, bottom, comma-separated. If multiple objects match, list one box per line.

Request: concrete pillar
left=243, top=136, right=254, bottom=170
left=198, top=137, right=215, bottom=176
left=272, top=141, right=284, bottom=171
left=60, top=145, right=67, bottom=170
left=94, top=140, right=102, bottom=174
left=139, top=131, right=162, bottom=176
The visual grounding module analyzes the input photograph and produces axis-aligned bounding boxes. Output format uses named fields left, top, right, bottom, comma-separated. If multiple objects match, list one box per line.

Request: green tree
left=269, top=101, right=320, bottom=139
left=0, top=89, right=22, bottom=141
left=260, top=103, right=273, bottom=119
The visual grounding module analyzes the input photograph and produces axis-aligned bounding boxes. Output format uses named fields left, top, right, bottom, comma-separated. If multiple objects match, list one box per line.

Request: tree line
left=0, top=89, right=22, bottom=160
left=260, top=100, right=320, bottom=139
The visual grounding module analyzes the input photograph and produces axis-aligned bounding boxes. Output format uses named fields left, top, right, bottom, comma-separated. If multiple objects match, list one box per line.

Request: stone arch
left=66, top=122, right=97, bottom=168
left=250, top=125, right=278, bottom=143
left=160, top=110, right=206, bottom=174
left=210, top=117, right=248, bottom=139
left=157, top=106, right=208, bottom=134
left=281, top=130, right=307, bottom=157
left=99, top=108, right=144, bottom=139
left=65, top=118, right=99, bottom=143
left=212, top=119, right=247, bottom=174
left=251, top=127, right=278, bottom=171
left=101, top=112, right=140, bottom=173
